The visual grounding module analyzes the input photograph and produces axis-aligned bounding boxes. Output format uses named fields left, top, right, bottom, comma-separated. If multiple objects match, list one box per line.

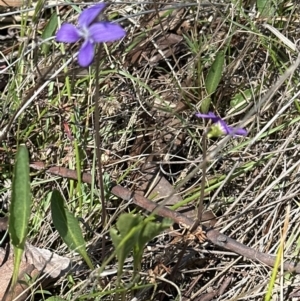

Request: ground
left=1, top=0, right=300, bottom=300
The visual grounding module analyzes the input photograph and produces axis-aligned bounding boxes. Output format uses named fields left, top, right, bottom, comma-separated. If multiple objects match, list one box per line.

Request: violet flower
left=56, top=3, right=126, bottom=67
left=195, top=112, right=247, bottom=138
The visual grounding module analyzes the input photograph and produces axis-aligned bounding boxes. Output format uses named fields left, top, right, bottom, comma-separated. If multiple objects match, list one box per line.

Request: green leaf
left=45, top=297, right=66, bottom=301
left=110, top=213, right=141, bottom=279
left=133, top=218, right=171, bottom=272
left=42, top=12, right=58, bottom=54
left=229, top=88, right=252, bottom=114
left=9, top=145, right=31, bottom=287
left=110, top=213, right=171, bottom=280
left=8, top=145, right=31, bottom=287
left=200, top=96, right=212, bottom=115
left=230, top=89, right=252, bottom=108
left=9, top=145, right=31, bottom=246
left=257, top=0, right=276, bottom=17
left=50, top=190, right=94, bottom=270
left=205, top=51, right=225, bottom=95
left=202, top=51, right=225, bottom=113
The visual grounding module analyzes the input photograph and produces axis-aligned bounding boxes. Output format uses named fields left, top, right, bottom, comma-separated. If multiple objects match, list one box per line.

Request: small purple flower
left=56, top=3, right=126, bottom=67
left=195, top=112, right=247, bottom=137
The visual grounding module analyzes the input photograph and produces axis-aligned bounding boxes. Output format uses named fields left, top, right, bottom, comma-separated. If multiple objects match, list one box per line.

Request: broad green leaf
left=137, top=218, right=171, bottom=250
left=42, top=12, right=58, bottom=54
left=205, top=51, right=225, bottom=95
left=50, top=190, right=94, bottom=270
left=116, top=213, right=142, bottom=237
left=202, top=51, right=225, bottom=113
left=9, top=145, right=31, bottom=287
left=110, top=213, right=171, bottom=279
left=9, top=145, right=31, bottom=246
left=133, top=218, right=171, bottom=272
left=110, top=213, right=141, bottom=279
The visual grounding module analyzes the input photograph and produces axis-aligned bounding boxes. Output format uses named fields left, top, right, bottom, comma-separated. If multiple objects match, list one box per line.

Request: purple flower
left=195, top=112, right=247, bottom=137
left=56, top=3, right=126, bottom=67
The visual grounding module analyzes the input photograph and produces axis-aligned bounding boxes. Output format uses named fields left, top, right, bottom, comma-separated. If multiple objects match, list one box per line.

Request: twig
left=110, top=186, right=300, bottom=274
left=29, top=163, right=300, bottom=274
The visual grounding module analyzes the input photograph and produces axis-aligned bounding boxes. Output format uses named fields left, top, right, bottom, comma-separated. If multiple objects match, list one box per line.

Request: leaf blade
left=42, top=12, right=58, bottom=54
left=9, top=144, right=31, bottom=287
left=202, top=51, right=225, bottom=113
left=205, top=51, right=225, bottom=95
left=50, top=190, right=94, bottom=269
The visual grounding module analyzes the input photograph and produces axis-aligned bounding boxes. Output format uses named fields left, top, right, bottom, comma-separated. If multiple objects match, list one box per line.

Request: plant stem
left=94, top=46, right=107, bottom=261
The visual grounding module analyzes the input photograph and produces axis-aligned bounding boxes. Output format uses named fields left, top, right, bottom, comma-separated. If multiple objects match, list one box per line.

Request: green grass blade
left=50, top=190, right=94, bottom=270
left=9, top=144, right=31, bottom=287
left=264, top=206, right=289, bottom=301
left=45, top=297, right=66, bottom=301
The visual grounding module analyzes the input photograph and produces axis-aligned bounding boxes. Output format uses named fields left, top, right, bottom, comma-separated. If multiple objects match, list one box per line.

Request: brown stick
left=110, top=184, right=300, bottom=273
left=30, top=162, right=300, bottom=274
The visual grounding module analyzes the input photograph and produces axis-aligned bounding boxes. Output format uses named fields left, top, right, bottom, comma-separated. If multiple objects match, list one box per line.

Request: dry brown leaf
left=0, top=246, right=35, bottom=301
left=126, top=33, right=184, bottom=66
left=24, top=242, right=71, bottom=278
left=148, top=33, right=183, bottom=65
left=0, top=242, right=71, bottom=301
left=0, top=0, right=24, bottom=6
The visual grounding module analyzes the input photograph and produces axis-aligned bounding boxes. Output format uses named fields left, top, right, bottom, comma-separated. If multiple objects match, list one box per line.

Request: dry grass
left=1, top=0, right=300, bottom=300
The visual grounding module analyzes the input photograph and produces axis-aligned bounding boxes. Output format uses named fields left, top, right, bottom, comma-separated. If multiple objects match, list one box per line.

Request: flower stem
left=94, top=45, right=107, bottom=261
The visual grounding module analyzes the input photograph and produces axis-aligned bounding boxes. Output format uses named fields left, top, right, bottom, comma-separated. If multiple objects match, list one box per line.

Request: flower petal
left=89, top=22, right=126, bottom=42
left=195, top=112, right=220, bottom=123
left=78, top=3, right=106, bottom=28
left=195, top=112, right=216, bottom=118
left=56, top=24, right=80, bottom=42
left=223, top=124, right=247, bottom=136
left=78, top=41, right=94, bottom=67
left=231, top=127, right=247, bottom=136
